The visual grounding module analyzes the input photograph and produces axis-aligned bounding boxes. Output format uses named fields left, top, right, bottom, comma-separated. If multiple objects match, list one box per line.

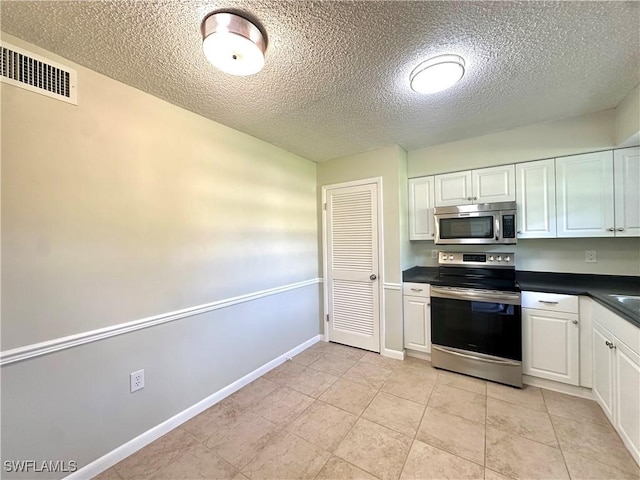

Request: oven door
left=430, top=286, right=522, bottom=361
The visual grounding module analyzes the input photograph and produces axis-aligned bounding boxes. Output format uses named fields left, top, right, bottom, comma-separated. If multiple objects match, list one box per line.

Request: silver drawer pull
left=538, top=300, right=559, bottom=305
left=411, top=288, right=423, bottom=292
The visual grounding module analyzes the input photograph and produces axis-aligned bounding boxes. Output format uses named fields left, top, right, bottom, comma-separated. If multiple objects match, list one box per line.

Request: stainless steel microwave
left=434, top=201, right=517, bottom=245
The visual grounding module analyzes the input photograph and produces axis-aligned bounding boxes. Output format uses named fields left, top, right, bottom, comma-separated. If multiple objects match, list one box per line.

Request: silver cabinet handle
left=431, top=232, right=435, bottom=236
left=410, top=288, right=423, bottom=292
left=473, top=196, right=477, bottom=200
left=538, top=300, right=559, bottom=305
left=370, top=274, right=377, bottom=280
left=427, top=302, right=431, bottom=306
left=466, top=196, right=472, bottom=201
left=605, top=340, right=617, bottom=350
left=617, top=228, right=624, bottom=232
left=607, top=228, right=615, bottom=232
left=572, top=319, right=578, bottom=325
left=517, top=230, right=522, bottom=234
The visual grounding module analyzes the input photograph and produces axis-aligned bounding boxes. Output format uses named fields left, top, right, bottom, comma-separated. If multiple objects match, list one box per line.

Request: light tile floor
left=96, top=341, right=640, bottom=480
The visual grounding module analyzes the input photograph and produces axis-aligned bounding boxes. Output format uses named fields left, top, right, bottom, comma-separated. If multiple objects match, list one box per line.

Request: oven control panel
left=439, top=252, right=515, bottom=267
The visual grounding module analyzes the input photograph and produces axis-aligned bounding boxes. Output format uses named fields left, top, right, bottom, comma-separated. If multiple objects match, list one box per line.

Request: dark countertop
left=516, top=271, right=639, bottom=328
left=402, top=267, right=640, bottom=328
left=402, top=266, right=439, bottom=284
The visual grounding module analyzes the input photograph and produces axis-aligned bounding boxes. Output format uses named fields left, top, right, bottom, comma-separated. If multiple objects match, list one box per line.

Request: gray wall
left=1, top=33, right=320, bottom=478
left=410, top=238, right=640, bottom=276
left=316, top=145, right=408, bottom=352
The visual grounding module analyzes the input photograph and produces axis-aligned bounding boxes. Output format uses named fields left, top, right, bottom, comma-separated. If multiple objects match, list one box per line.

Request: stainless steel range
left=430, top=252, right=522, bottom=388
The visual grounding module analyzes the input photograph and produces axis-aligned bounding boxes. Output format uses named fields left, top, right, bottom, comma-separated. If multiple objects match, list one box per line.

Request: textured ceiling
left=1, top=1, right=639, bottom=162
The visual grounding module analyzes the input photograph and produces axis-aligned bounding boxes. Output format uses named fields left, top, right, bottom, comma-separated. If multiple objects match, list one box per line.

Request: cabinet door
left=408, top=177, right=436, bottom=240
left=556, top=151, right=615, bottom=237
left=434, top=171, right=472, bottom=207
left=516, top=159, right=556, bottom=238
left=614, top=341, right=640, bottom=464
left=522, top=308, right=579, bottom=385
left=472, top=164, right=516, bottom=204
left=592, top=322, right=615, bottom=422
left=614, top=147, right=640, bottom=237
left=403, top=295, right=431, bottom=353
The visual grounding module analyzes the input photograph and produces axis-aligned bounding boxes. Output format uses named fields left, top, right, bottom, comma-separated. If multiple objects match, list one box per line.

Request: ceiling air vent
left=1, top=42, right=77, bottom=105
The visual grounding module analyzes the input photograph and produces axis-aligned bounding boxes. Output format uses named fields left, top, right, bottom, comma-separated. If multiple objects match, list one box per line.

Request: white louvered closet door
left=326, top=183, right=380, bottom=352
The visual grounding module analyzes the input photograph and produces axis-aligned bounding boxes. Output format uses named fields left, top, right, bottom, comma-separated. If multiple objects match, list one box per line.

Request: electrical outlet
left=585, top=250, right=597, bottom=263
left=130, top=369, right=145, bottom=393
left=431, top=250, right=438, bottom=259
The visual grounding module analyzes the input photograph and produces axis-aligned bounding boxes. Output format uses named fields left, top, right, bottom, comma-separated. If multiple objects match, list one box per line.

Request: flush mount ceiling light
left=201, top=12, right=266, bottom=76
left=410, top=54, right=465, bottom=94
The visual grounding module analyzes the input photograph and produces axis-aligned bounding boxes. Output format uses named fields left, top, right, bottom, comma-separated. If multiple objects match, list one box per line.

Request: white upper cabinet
left=435, top=165, right=514, bottom=207
left=614, top=146, right=640, bottom=237
left=556, top=151, right=615, bottom=237
left=408, top=176, right=436, bottom=240
left=472, top=164, right=516, bottom=204
left=516, top=159, right=556, bottom=238
left=434, top=171, right=472, bottom=206
left=415, top=148, right=636, bottom=239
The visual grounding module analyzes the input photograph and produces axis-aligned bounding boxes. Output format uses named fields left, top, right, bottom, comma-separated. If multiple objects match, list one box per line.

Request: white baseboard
left=67, top=335, right=322, bottom=480
left=381, top=348, right=405, bottom=360
left=523, top=375, right=594, bottom=400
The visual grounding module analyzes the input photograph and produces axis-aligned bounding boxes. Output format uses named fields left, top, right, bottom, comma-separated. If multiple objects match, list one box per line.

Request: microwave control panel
left=502, top=215, right=516, bottom=239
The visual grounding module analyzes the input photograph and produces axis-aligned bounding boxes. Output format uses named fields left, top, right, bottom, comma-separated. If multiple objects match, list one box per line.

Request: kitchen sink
left=607, top=294, right=640, bottom=313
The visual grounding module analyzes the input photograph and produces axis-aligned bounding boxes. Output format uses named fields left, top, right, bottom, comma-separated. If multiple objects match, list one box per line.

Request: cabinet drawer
left=522, top=291, right=579, bottom=313
left=403, top=283, right=430, bottom=298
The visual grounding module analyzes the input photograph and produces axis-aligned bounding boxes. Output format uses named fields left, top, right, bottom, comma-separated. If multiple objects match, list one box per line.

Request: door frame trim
left=321, top=177, right=385, bottom=354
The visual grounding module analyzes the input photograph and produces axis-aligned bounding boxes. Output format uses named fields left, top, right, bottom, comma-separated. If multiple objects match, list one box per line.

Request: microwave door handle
left=494, top=216, right=501, bottom=241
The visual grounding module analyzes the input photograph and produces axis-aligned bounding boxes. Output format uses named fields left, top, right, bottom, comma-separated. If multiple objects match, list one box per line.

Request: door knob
left=370, top=274, right=377, bottom=280
left=572, top=320, right=578, bottom=325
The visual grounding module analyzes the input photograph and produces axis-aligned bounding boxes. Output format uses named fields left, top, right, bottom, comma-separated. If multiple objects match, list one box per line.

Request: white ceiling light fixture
left=410, top=54, right=465, bottom=94
left=201, top=12, right=267, bottom=76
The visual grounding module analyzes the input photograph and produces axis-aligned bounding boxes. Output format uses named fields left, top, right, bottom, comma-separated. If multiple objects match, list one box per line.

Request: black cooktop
left=431, top=266, right=521, bottom=292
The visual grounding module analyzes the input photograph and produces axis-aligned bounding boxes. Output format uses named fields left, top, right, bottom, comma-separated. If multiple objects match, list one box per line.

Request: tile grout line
left=542, top=389, right=573, bottom=479
left=484, top=383, right=489, bottom=476
left=396, top=378, right=436, bottom=479
left=324, top=350, right=387, bottom=480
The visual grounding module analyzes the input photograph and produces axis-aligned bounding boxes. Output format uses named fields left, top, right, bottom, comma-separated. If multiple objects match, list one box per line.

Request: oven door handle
left=430, top=286, right=521, bottom=305
left=432, top=345, right=521, bottom=366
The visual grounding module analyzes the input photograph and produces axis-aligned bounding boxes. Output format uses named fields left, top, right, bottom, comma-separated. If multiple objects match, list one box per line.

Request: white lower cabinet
left=615, top=340, right=640, bottom=463
left=403, top=283, right=431, bottom=353
left=592, top=321, right=616, bottom=420
left=591, top=302, right=640, bottom=465
left=522, top=308, right=580, bottom=385
left=522, top=291, right=580, bottom=386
